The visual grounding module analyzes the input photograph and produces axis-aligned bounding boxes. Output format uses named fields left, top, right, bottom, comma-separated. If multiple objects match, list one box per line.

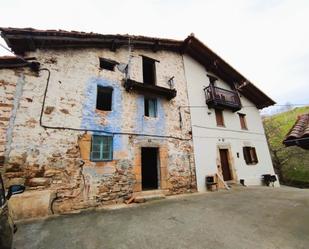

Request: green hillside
left=263, top=106, right=309, bottom=187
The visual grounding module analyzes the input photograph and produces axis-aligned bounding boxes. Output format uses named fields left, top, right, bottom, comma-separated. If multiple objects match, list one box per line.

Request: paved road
left=14, top=187, right=309, bottom=249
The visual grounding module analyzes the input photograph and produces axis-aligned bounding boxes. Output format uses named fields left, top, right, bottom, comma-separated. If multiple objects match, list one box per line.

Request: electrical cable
left=192, top=124, right=266, bottom=136
left=38, top=68, right=191, bottom=141
left=193, top=135, right=266, bottom=142
left=0, top=43, right=29, bottom=63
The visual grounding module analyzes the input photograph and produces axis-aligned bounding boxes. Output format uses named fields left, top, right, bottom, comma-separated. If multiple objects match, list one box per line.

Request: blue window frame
left=145, top=98, right=157, bottom=117
left=90, top=135, right=113, bottom=161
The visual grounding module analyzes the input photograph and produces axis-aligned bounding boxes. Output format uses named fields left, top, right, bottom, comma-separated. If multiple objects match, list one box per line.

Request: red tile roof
left=283, top=114, right=309, bottom=149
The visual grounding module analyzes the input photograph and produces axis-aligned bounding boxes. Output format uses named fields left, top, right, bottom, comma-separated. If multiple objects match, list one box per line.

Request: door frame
left=141, top=147, right=160, bottom=190
left=216, top=145, right=237, bottom=183
left=133, top=143, right=169, bottom=193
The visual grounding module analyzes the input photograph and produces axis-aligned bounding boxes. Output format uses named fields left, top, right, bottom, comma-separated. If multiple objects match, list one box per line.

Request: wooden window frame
left=90, top=135, right=113, bottom=161
left=238, top=113, right=248, bottom=130
left=142, top=56, right=157, bottom=85
left=243, top=146, right=258, bottom=165
left=96, top=86, right=113, bottom=111
left=99, top=57, right=118, bottom=71
left=215, top=109, right=225, bottom=127
left=144, top=98, right=157, bottom=118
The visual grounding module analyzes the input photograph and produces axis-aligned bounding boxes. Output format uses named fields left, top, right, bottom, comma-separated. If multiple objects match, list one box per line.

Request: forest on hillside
left=263, top=107, right=309, bottom=187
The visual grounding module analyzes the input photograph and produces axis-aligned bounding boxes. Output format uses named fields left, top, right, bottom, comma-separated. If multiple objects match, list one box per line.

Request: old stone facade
left=0, top=27, right=277, bottom=219
left=0, top=46, right=196, bottom=218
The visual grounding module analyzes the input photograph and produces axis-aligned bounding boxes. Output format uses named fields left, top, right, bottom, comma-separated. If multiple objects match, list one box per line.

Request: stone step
left=134, top=190, right=166, bottom=203
left=227, top=183, right=246, bottom=189
left=137, top=189, right=167, bottom=197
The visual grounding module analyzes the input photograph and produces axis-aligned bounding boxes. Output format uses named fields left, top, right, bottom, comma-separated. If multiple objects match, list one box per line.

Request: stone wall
left=0, top=48, right=196, bottom=219
left=0, top=79, right=16, bottom=168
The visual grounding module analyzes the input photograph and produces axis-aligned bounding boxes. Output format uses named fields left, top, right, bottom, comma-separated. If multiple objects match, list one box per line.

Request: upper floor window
left=215, top=109, right=224, bottom=127
left=238, top=113, right=248, bottom=130
left=91, top=135, right=113, bottom=161
left=142, top=56, right=156, bottom=85
left=96, top=86, right=113, bottom=111
left=243, top=146, right=258, bottom=165
left=99, top=58, right=118, bottom=71
left=144, top=98, right=157, bottom=117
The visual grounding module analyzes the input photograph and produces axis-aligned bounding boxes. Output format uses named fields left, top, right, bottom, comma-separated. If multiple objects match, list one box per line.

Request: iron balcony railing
left=204, top=85, right=241, bottom=111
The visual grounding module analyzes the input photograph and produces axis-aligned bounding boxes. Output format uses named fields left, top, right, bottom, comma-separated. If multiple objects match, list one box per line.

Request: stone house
left=0, top=28, right=277, bottom=219
left=0, top=28, right=196, bottom=218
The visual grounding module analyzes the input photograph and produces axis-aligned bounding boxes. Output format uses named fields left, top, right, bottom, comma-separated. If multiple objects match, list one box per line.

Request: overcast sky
left=1, top=0, right=308, bottom=112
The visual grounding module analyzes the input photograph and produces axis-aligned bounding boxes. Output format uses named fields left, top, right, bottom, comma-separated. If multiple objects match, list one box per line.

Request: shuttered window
left=215, top=109, right=224, bottom=126
left=243, top=146, right=258, bottom=165
left=91, top=135, right=113, bottom=161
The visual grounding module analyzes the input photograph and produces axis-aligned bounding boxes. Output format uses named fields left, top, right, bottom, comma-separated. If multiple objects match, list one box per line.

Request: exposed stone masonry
left=0, top=48, right=196, bottom=219
left=0, top=79, right=16, bottom=169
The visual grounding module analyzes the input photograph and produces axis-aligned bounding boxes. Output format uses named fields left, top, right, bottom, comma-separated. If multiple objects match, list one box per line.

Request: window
left=96, top=86, right=113, bottom=111
left=239, top=113, right=248, bottom=130
left=142, top=56, right=156, bottom=85
left=99, top=58, right=118, bottom=71
left=144, top=98, right=157, bottom=117
left=215, top=109, right=224, bottom=126
left=91, top=135, right=113, bottom=161
left=243, top=147, right=258, bottom=165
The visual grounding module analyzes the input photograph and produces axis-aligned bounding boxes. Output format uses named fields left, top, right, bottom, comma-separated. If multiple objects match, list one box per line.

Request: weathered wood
left=124, top=79, right=177, bottom=100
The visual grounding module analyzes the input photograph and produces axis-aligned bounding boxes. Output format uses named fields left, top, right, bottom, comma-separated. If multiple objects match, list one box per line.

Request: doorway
left=141, top=147, right=158, bottom=190
left=219, top=149, right=232, bottom=181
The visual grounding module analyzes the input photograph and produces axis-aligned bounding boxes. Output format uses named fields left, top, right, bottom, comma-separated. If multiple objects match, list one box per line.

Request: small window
left=215, top=109, right=224, bottom=126
left=91, top=135, right=113, bottom=161
left=239, top=113, right=248, bottom=130
left=96, top=86, right=113, bottom=111
left=144, top=98, right=157, bottom=117
left=142, top=56, right=156, bottom=85
left=243, top=147, right=258, bottom=165
left=99, top=58, right=118, bottom=71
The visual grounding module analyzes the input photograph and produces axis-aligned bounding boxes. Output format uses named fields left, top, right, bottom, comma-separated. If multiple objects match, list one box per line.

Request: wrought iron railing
left=204, top=85, right=241, bottom=111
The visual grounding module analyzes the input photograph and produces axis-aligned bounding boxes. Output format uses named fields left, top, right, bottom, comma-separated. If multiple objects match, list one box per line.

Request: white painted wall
left=183, top=55, right=276, bottom=191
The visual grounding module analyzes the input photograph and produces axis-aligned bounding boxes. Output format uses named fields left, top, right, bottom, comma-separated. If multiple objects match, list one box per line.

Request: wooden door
left=141, top=147, right=158, bottom=190
left=219, top=149, right=232, bottom=181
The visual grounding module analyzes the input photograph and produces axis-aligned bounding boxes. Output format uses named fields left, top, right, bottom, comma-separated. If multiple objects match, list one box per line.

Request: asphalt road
left=13, top=186, right=309, bottom=249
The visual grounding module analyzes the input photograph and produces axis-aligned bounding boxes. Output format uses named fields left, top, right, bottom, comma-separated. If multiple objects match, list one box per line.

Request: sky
left=0, top=0, right=308, bottom=113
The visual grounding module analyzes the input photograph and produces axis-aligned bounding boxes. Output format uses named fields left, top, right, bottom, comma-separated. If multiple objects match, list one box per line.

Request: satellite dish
left=117, top=63, right=128, bottom=73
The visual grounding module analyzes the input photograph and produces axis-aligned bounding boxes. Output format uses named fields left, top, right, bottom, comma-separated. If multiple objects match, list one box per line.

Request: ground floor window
left=243, top=146, right=258, bottom=165
left=91, top=135, right=113, bottom=161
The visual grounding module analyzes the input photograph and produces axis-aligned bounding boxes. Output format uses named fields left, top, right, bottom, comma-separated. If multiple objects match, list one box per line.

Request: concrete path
left=13, top=187, right=309, bottom=249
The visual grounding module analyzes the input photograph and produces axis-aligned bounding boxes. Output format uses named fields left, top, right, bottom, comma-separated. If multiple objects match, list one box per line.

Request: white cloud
left=0, top=0, right=308, bottom=107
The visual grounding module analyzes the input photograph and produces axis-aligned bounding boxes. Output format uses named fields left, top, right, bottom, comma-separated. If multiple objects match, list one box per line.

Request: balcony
left=204, top=85, right=241, bottom=112
left=124, top=79, right=177, bottom=100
